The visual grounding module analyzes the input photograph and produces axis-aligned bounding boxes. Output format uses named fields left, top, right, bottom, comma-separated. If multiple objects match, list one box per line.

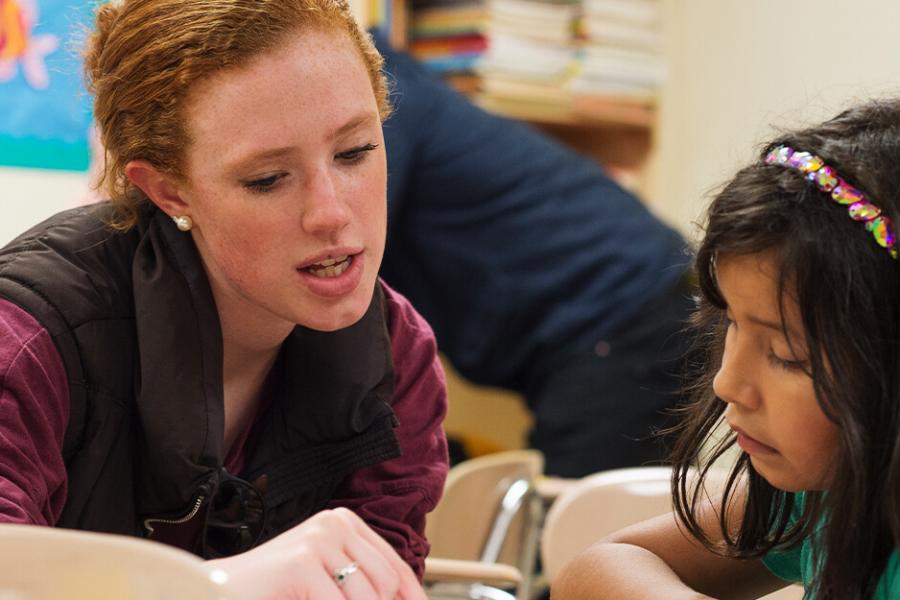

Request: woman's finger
left=349, top=522, right=424, bottom=598
left=335, top=508, right=408, bottom=564
left=329, top=509, right=426, bottom=599
left=341, top=530, right=401, bottom=598
left=304, top=562, right=349, bottom=600
left=324, top=552, right=380, bottom=600
left=394, top=565, right=428, bottom=600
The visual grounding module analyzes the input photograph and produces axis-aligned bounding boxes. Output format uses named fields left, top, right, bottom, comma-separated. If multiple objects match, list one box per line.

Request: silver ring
left=333, top=561, right=359, bottom=588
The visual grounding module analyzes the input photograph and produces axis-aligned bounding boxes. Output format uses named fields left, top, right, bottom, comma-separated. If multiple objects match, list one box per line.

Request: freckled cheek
left=211, top=230, right=275, bottom=287
left=348, top=158, right=386, bottom=198
left=348, top=182, right=387, bottom=237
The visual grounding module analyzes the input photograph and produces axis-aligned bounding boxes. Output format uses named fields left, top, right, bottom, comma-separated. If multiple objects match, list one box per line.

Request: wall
left=648, top=0, right=900, bottom=240
left=0, top=167, right=89, bottom=244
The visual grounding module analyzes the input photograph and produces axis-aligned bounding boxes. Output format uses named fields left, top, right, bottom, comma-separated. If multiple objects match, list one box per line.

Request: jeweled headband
left=765, top=145, right=898, bottom=259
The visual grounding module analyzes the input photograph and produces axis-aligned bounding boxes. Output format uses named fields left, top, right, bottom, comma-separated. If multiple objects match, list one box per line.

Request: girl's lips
left=731, top=425, right=779, bottom=455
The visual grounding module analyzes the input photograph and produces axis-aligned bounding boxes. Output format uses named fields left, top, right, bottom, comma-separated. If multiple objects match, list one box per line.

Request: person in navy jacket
left=376, top=35, right=693, bottom=477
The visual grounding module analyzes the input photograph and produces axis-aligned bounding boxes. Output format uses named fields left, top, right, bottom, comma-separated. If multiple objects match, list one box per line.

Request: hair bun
left=83, top=1, right=123, bottom=89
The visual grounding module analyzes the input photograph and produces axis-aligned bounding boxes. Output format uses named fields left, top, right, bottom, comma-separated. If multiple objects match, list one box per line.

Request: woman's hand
left=209, top=507, right=427, bottom=600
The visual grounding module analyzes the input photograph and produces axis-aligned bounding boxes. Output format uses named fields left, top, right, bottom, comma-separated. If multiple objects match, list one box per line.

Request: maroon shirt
left=0, top=283, right=448, bottom=576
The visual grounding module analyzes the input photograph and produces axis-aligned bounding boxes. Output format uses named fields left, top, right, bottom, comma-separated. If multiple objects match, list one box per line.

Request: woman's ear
left=124, top=159, right=189, bottom=219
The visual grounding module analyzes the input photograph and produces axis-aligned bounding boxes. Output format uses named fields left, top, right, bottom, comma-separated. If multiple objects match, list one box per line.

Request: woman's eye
left=336, top=143, right=378, bottom=163
left=243, top=173, right=285, bottom=193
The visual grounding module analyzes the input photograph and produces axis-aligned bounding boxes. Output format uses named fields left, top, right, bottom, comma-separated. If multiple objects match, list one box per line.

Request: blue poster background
left=0, top=1, right=97, bottom=171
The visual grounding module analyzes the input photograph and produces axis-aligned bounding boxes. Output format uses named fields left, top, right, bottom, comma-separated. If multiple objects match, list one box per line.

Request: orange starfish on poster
left=0, top=0, right=59, bottom=90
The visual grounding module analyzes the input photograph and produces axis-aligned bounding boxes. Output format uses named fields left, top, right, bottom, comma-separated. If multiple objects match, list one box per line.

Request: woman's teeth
left=306, top=255, right=351, bottom=278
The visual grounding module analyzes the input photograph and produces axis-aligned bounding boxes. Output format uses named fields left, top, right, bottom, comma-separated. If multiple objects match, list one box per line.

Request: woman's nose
left=300, top=168, right=351, bottom=235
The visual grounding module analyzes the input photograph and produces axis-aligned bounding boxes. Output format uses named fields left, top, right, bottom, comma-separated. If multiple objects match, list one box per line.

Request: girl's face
left=177, top=27, right=386, bottom=336
left=712, top=252, right=839, bottom=491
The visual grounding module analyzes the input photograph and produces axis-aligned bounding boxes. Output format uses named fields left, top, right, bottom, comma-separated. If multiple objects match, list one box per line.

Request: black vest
left=0, top=203, right=400, bottom=552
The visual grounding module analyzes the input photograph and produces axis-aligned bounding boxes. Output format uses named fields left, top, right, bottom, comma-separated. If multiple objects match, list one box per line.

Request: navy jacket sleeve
left=375, top=34, right=690, bottom=390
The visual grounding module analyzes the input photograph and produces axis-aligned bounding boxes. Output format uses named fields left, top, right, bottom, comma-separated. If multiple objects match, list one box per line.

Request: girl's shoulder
left=761, top=492, right=900, bottom=599
left=876, top=552, right=900, bottom=599
left=760, top=492, right=806, bottom=585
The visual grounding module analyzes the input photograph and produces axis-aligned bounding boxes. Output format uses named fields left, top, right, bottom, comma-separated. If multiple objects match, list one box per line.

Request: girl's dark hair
left=671, top=98, right=900, bottom=599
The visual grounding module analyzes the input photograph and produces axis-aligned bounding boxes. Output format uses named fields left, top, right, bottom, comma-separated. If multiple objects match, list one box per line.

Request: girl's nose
left=712, top=331, right=762, bottom=410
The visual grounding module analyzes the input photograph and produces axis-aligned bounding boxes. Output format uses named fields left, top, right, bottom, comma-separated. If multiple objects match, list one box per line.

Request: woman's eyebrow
left=333, top=111, right=379, bottom=139
left=222, top=112, right=380, bottom=174
left=226, top=146, right=296, bottom=173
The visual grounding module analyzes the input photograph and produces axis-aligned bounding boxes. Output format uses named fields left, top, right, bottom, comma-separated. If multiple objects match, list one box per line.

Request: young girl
left=552, top=98, right=900, bottom=599
left=0, top=0, right=445, bottom=597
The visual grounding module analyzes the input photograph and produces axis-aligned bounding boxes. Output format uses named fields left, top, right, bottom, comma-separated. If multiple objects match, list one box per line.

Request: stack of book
left=477, top=0, right=579, bottom=116
left=408, top=0, right=490, bottom=75
left=407, top=0, right=663, bottom=125
left=571, top=0, right=664, bottom=119
left=409, top=0, right=580, bottom=118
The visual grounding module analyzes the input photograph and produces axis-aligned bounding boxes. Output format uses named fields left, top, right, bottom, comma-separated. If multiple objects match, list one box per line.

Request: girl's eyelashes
left=336, top=143, right=379, bottom=163
left=767, top=349, right=809, bottom=373
left=243, top=172, right=287, bottom=194
left=723, top=308, right=810, bottom=373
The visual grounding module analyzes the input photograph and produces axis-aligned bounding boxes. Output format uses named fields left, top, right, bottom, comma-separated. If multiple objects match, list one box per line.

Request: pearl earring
left=173, top=215, right=193, bottom=232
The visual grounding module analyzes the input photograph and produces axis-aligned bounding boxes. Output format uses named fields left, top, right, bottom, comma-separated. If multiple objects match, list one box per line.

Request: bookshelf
left=357, top=0, right=662, bottom=191
left=474, top=93, right=653, bottom=173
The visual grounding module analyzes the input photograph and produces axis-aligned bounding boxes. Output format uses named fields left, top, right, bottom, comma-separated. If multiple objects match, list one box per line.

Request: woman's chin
left=296, top=298, right=373, bottom=332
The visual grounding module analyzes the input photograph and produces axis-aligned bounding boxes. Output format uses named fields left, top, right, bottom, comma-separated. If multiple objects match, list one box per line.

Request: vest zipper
left=143, top=494, right=206, bottom=536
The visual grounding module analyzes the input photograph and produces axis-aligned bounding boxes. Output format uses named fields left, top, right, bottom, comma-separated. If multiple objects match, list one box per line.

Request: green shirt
left=762, top=492, right=900, bottom=598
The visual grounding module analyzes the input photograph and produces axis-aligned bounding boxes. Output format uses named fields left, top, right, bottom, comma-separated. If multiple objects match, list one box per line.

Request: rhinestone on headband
left=765, top=145, right=898, bottom=259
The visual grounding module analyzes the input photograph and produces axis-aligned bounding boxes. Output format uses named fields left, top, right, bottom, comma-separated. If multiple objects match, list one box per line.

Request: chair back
left=426, top=449, right=544, bottom=600
left=427, top=449, right=543, bottom=565
left=0, top=524, right=233, bottom=599
left=541, top=466, right=673, bottom=582
left=540, top=467, right=804, bottom=600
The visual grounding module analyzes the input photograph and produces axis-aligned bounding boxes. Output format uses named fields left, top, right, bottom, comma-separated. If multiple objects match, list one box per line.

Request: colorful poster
left=0, top=0, right=96, bottom=171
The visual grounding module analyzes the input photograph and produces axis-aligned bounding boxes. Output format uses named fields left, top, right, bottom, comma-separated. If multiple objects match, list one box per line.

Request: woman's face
left=712, top=252, right=840, bottom=491
left=178, top=27, right=386, bottom=335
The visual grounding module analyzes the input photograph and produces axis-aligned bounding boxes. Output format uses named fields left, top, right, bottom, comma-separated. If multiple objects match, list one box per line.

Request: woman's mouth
left=296, top=251, right=365, bottom=299
left=304, top=255, right=351, bottom=278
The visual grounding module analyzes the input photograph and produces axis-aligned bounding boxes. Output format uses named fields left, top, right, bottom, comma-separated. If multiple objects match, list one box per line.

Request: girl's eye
left=243, top=173, right=285, bottom=193
left=336, top=143, right=379, bottom=163
left=767, top=350, right=808, bottom=372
